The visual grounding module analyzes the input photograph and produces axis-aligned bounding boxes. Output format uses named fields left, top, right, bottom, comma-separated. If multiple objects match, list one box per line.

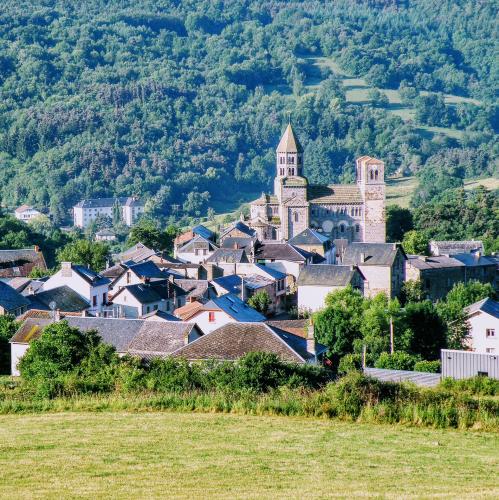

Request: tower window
left=294, top=212, right=299, bottom=222
left=355, top=224, right=360, bottom=233
left=280, top=168, right=285, bottom=175
left=375, top=170, right=379, bottom=180
left=280, top=157, right=285, bottom=164
left=340, top=224, right=345, bottom=233
left=288, top=156, right=295, bottom=164
left=370, top=170, right=374, bottom=180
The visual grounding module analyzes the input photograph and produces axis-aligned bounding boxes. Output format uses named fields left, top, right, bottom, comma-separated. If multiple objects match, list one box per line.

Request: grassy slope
left=0, top=412, right=498, bottom=498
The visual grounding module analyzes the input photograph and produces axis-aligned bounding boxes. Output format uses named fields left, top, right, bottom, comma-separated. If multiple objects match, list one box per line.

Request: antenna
left=49, top=301, right=57, bottom=322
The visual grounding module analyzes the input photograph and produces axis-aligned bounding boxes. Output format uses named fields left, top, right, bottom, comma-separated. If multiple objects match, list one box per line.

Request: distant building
left=73, top=197, right=144, bottom=228
left=174, top=234, right=218, bottom=264
left=0, top=247, right=47, bottom=279
left=95, top=229, right=116, bottom=242
left=14, top=205, right=42, bottom=222
left=297, top=265, right=365, bottom=312
left=288, top=228, right=336, bottom=264
left=464, top=298, right=498, bottom=354
left=429, top=240, right=484, bottom=257
left=0, top=281, right=30, bottom=317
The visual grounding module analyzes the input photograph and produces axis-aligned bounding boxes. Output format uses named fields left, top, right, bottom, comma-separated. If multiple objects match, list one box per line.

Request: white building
left=42, top=262, right=111, bottom=314
left=14, top=205, right=42, bottom=222
left=464, top=298, right=499, bottom=354
left=73, top=197, right=144, bottom=228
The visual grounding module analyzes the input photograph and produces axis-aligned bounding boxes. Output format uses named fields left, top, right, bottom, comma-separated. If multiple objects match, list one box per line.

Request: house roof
left=251, top=193, right=279, bottom=206
left=71, top=265, right=111, bottom=287
left=308, top=184, right=363, bottom=204
left=128, top=261, right=169, bottom=280
left=140, top=310, right=180, bottom=321
left=172, top=322, right=306, bottom=363
left=192, top=224, right=214, bottom=240
left=28, top=286, right=90, bottom=312
left=464, top=298, right=499, bottom=319
left=406, top=255, right=464, bottom=270
left=265, top=319, right=308, bottom=338
left=221, top=237, right=256, bottom=251
left=276, top=124, right=303, bottom=153
left=221, top=221, right=256, bottom=239
left=212, top=274, right=244, bottom=295
left=15, top=204, right=38, bottom=213
left=116, top=243, right=157, bottom=263
left=112, top=281, right=186, bottom=305
left=174, top=279, right=211, bottom=299
left=178, top=234, right=218, bottom=254
left=430, top=240, right=484, bottom=256
left=101, top=263, right=127, bottom=278
left=451, top=253, right=496, bottom=268
left=96, top=228, right=116, bottom=237
left=253, top=263, right=286, bottom=280
left=205, top=248, right=249, bottom=264
left=255, top=242, right=310, bottom=262
left=341, top=243, right=404, bottom=267
left=297, top=265, right=362, bottom=287
left=0, top=281, right=30, bottom=312
left=203, top=294, right=266, bottom=322
left=288, top=228, right=331, bottom=246
left=174, top=301, right=205, bottom=320
left=0, top=248, right=47, bottom=278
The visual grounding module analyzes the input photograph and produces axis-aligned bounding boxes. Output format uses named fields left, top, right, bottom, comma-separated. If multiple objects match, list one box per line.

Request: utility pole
left=390, top=315, right=394, bottom=354
left=362, top=344, right=367, bottom=369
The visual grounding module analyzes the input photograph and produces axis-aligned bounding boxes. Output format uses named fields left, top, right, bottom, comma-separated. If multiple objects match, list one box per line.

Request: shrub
left=414, top=360, right=441, bottom=373
left=145, top=357, right=203, bottom=392
left=338, top=353, right=375, bottom=374
left=439, top=376, right=499, bottom=396
left=374, top=352, right=421, bottom=371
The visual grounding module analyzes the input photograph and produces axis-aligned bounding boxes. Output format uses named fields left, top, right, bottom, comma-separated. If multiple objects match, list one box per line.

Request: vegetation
left=247, top=290, right=272, bottom=315
left=0, top=316, right=17, bottom=374
left=0, top=0, right=496, bottom=225
left=1, top=412, right=497, bottom=498
left=56, top=238, right=110, bottom=271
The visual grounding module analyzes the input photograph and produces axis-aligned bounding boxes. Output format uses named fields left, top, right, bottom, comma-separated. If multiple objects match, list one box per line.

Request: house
left=451, top=253, right=496, bottom=285
left=340, top=243, right=406, bottom=298
left=73, top=197, right=144, bottom=228
left=0, top=247, right=47, bottom=278
left=14, top=205, right=42, bottom=222
left=7, top=277, right=45, bottom=296
left=9, top=316, right=202, bottom=375
left=174, top=293, right=265, bottom=334
left=253, top=241, right=315, bottom=280
left=441, top=349, right=498, bottom=380
left=42, top=262, right=110, bottom=314
left=173, top=224, right=215, bottom=253
left=172, top=321, right=326, bottom=364
left=220, top=237, right=257, bottom=257
left=27, top=286, right=90, bottom=314
left=174, top=279, right=216, bottom=302
left=0, top=281, right=30, bottom=317
left=110, top=280, right=187, bottom=318
left=205, top=248, right=250, bottom=270
left=288, top=228, right=336, bottom=264
left=219, top=221, right=256, bottom=243
left=115, top=242, right=157, bottom=263
left=108, top=261, right=169, bottom=290
left=297, top=265, right=365, bottom=312
left=192, top=224, right=215, bottom=241
left=430, top=240, right=484, bottom=257
left=405, top=255, right=465, bottom=301
left=464, top=298, right=499, bottom=354
left=95, top=229, right=116, bottom=242
left=174, top=234, right=218, bottom=264
left=140, top=310, right=180, bottom=322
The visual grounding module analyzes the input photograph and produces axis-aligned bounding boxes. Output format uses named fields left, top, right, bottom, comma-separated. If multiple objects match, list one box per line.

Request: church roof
left=283, top=195, right=309, bottom=207
left=276, top=124, right=303, bottom=153
left=251, top=193, right=279, bottom=206
left=282, top=177, right=308, bottom=187
left=308, top=184, right=363, bottom=204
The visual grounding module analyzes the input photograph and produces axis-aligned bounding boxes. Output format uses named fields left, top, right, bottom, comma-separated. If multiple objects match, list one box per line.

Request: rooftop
left=74, top=197, right=144, bottom=208
left=297, top=265, right=361, bottom=287
left=255, top=242, right=311, bottom=263
left=0, top=281, right=30, bottom=312
left=276, top=123, right=303, bottom=153
left=203, top=294, right=266, bottom=322
left=464, top=297, right=499, bottom=319
left=308, top=184, right=363, bottom=204
left=205, top=248, right=249, bottom=264
left=288, top=228, right=331, bottom=246
left=341, top=243, right=404, bottom=267
left=28, top=286, right=90, bottom=312
left=406, top=255, right=464, bottom=270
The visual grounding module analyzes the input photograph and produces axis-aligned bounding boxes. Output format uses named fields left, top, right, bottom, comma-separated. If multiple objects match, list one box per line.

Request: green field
left=0, top=412, right=497, bottom=498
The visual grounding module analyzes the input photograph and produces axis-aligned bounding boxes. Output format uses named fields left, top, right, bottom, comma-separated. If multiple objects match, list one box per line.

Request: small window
left=126, top=271, right=131, bottom=284
left=486, top=329, right=495, bottom=338
left=485, top=348, right=495, bottom=353
left=374, top=170, right=379, bottom=180
left=289, top=156, right=295, bottom=164
left=340, top=224, right=345, bottom=233
left=102, top=292, right=107, bottom=305
left=146, top=306, right=150, bottom=314
left=294, top=212, right=299, bottom=222
left=477, top=371, right=489, bottom=377
left=92, top=296, right=97, bottom=307
left=209, top=311, right=215, bottom=322
left=355, top=224, right=360, bottom=233
left=425, top=279, right=430, bottom=289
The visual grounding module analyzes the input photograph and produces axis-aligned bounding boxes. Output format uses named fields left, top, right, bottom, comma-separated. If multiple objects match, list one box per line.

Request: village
left=2, top=125, right=498, bottom=383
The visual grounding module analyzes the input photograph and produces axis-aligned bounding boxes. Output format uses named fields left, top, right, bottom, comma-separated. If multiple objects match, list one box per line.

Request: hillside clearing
left=0, top=412, right=497, bottom=498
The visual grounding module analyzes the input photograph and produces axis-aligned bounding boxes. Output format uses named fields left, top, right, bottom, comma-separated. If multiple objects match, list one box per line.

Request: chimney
left=82, top=309, right=89, bottom=317
left=360, top=252, right=366, bottom=263
left=54, top=309, right=61, bottom=322
left=61, top=261, right=72, bottom=277
left=33, top=245, right=40, bottom=253
left=188, top=296, right=197, bottom=304
left=307, top=319, right=316, bottom=356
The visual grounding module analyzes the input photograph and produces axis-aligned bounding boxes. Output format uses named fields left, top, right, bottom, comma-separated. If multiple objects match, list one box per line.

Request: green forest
left=0, top=0, right=497, bottom=224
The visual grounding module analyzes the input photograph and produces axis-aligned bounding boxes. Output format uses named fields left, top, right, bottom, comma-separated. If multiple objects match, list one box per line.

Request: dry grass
left=0, top=412, right=498, bottom=498
left=386, top=176, right=419, bottom=208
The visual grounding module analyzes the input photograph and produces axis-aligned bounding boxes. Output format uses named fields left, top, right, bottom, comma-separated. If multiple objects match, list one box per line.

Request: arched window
left=289, top=156, right=295, bottom=164
left=294, top=212, right=299, bottom=222
left=355, top=224, right=360, bottom=233
left=351, top=207, right=355, bottom=216
left=340, top=224, right=345, bottom=233
left=290, top=168, right=295, bottom=176
left=370, top=170, right=374, bottom=180
left=374, top=169, right=379, bottom=180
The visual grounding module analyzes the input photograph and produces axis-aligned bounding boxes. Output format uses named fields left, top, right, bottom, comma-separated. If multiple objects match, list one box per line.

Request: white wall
left=357, top=265, right=391, bottom=298
left=176, top=249, right=214, bottom=264
left=467, top=311, right=499, bottom=354
left=298, top=285, right=342, bottom=313
left=11, top=343, right=29, bottom=376
left=257, top=261, right=303, bottom=280
left=189, top=310, right=233, bottom=334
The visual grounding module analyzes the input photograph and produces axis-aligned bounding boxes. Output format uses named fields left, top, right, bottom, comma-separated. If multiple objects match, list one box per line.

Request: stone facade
left=249, top=124, right=386, bottom=243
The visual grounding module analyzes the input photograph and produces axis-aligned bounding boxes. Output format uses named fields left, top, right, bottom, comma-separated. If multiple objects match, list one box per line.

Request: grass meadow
left=0, top=411, right=498, bottom=498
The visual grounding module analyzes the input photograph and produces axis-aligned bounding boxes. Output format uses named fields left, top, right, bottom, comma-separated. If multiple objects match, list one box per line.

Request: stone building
left=248, top=124, right=386, bottom=242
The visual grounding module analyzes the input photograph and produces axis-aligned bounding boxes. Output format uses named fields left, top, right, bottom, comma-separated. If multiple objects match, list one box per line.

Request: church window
left=351, top=207, right=355, bottom=216
left=340, top=224, right=345, bottom=233
left=355, top=224, right=360, bottom=233
left=375, top=170, right=379, bottom=180
left=280, top=168, right=285, bottom=175
left=290, top=168, right=295, bottom=175
left=370, top=170, right=374, bottom=180
left=289, top=156, right=295, bottom=164
left=294, top=212, right=299, bottom=222
left=280, top=157, right=285, bottom=165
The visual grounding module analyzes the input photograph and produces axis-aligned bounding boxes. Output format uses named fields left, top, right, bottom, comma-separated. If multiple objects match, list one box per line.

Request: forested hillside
left=0, top=0, right=497, bottom=224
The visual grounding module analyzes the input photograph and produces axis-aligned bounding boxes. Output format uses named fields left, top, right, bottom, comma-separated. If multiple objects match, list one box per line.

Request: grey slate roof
left=113, top=281, right=186, bottom=305
left=140, top=310, right=180, bottom=321
left=172, top=322, right=306, bottom=363
left=254, top=264, right=286, bottom=280
left=341, top=243, right=404, bottom=266
left=116, top=243, right=157, bottom=263
left=205, top=248, right=249, bottom=264
left=430, top=240, right=484, bottom=256
left=297, top=265, right=361, bottom=286
left=0, top=281, right=30, bottom=312
left=203, top=294, right=266, bottom=322
left=406, top=255, right=464, bottom=270
left=74, top=197, right=144, bottom=208
left=221, top=237, right=256, bottom=251
left=178, top=234, right=218, bottom=253
left=220, top=221, right=256, bottom=239
left=28, top=286, right=90, bottom=312
left=72, top=265, right=111, bottom=287
left=288, top=228, right=331, bottom=246
left=255, top=242, right=311, bottom=262
left=192, top=224, right=215, bottom=240
left=128, top=261, right=169, bottom=279
left=465, top=298, right=499, bottom=319
left=174, top=279, right=212, bottom=299
left=451, top=253, right=496, bottom=268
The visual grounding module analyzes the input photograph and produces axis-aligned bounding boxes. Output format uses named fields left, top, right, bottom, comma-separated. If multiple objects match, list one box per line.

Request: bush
left=414, top=360, right=441, bottom=373
left=374, top=352, right=422, bottom=371
left=338, top=353, right=375, bottom=374
left=439, top=376, right=499, bottom=396
left=145, top=357, right=203, bottom=392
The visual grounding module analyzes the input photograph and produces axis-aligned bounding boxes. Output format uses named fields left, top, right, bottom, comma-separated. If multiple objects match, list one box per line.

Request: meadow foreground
left=0, top=412, right=497, bottom=499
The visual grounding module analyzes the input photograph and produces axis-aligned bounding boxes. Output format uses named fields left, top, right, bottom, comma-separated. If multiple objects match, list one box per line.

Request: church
left=248, top=124, right=386, bottom=243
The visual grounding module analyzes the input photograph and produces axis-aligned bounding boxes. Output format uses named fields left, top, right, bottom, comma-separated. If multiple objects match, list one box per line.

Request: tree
left=0, top=315, right=18, bottom=374
left=400, top=280, right=425, bottom=304
left=247, top=290, right=271, bottom=315
left=57, top=239, right=110, bottom=271
left=402, top=230, right=430, bottom=255
left=314, top=287, right=365, bottom=364
left=386, top=205, right=413, bottom=242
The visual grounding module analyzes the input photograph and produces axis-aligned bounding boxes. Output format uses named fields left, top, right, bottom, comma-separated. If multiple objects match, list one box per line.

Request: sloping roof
left=297, top=265, right=361, bottom=287
left=14, top=204, right=34, bottom=213
left=430, top=240, right=484, bottom=256
left=116, top=243, right=156, bottom=263
left=175, top=279, right=211, bottom=299
left=101, top=263, right=127, bottom=278
left=10, top=317, right=52, bottom=344
left=251, top=193, right=279, bottom=206
left=253, top=264, right=286, bottom=280
left=174, top=301, right=205, bottom=321
left=172, top=322, right=305, bottom=363
left=203, top=294, right=266, bottom=322
left=221, top=221, right=256, bottom=239
left=276, top=124, right=303, bottom=153
left=0, top=281, right=30, bottom=312
left=308, top=185, right=363, bottom=204
left=270, top=326, right=327, bottom=361
left=255, top=242, right=309, bottom=262
left=70, top=265, right=110, bottom=287
left=465, top=298, right=499, bottom=319
left=265, top=319, right=308, bottom=338
left=178, top=234, right=218, bottom=253
left=128, top=261, right=169, bottom=279
left=288, top=228, right=331, bottom=246
left=113, top=281, right=186, bottom=305
left=192, top=224, right=214, bottom=240
left=28, top=286, right=90, bottom=312
left=205, top=248, right=249, bottom=264
left=406, top=255, right=464, bottom=270
left=7, top=277, right=32, bottom=292
left=221, top=237, right=256, bottom=251
left=451, top=253, right=496, bottom=268
left=364, top=367, right=441, bottom=387
left=0, top=248, right=47, bottom=278
left=341, top=243, right=403, bottom=267
left=140, top=310, right=180, bottom=321
left=212, top=274, right=243, bottom=295
left=96, top=229, right=116, bottom=237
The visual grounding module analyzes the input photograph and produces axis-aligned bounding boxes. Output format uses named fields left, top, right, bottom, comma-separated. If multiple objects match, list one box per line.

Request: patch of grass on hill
left=0, top=412, right=497, bottom=498
left=386, top=176, right=419, bottom=208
